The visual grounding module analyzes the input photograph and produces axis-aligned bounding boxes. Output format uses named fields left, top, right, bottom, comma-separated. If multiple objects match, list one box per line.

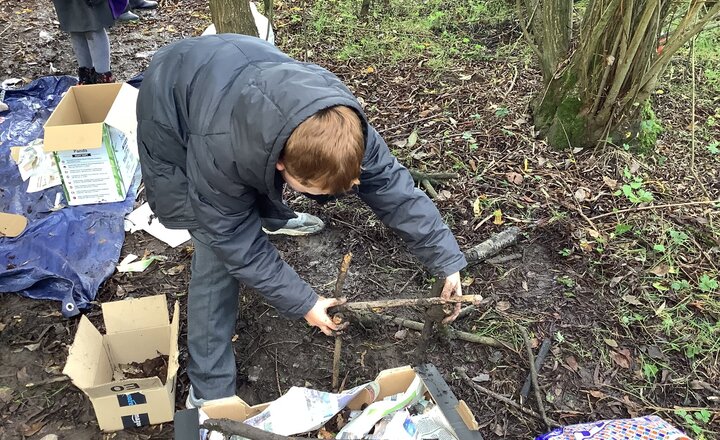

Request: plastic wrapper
left=536, top=415, right=692, bottom=440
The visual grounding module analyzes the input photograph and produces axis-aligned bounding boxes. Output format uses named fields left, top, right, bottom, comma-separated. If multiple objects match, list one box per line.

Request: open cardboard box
left=175, top=364, right=482, bottom=440
left=43, top=82, right=139, bottom=206
left=63, top=295, right=180, bottom=431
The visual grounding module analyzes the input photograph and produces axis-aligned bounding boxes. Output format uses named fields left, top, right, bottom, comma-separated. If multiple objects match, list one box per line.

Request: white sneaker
left=185, top=385, right=234, bottom=409
left=263, top=212, right=325, bottom=236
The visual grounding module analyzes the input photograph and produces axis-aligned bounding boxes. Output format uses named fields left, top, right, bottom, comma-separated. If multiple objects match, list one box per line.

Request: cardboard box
left=63, top=295, right=180, bottom=432
left=43, top=83, right=139, bottom=206
left=175, top=364, right=482, bottom=440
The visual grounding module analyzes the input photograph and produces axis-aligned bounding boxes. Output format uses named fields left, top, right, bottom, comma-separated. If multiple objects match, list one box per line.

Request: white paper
left=124, top=202, right=191, bottom=248
left=243, top=381, right=380, bottom=436
left=16, top=139, right=61, bottom=192
left=337, top=375, right=426, bottom=439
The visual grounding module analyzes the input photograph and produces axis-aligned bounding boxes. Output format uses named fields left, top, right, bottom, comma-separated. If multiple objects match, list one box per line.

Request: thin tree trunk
left=210, top=0, right=259, bottom=36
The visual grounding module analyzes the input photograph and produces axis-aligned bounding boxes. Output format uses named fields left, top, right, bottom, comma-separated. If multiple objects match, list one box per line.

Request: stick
left=203, top=419, right=305, bottom=440
left=421, top=179, right=438, bottom=198
left=409, top=169, right=461, bottom=183
left=355, top=311, right=507, bottom=348
left=339, top=294, right=483, bottom=311
left=518, top=326, right=554, bottom=429
left=464, top=227, right=521, bottom=264
left=25, top=376, right=70, bottom=388
left=520, top=338, right=552, bottom=401
left=455, top=368, right=560, bottom=426
left=588, top=200, right=720, bottom=221
left=332, top=253, right=352, bottom=391
left=413, top=280, right=446, bottom=360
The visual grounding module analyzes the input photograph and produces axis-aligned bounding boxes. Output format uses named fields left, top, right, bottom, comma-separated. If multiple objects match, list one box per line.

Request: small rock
left=471, top=373, right=490, bottom=383
left=39, top=30, right=53, bottom=43
left=394, top=329, right=408, bottom=340
left=39, top=435, right=58, bottom=440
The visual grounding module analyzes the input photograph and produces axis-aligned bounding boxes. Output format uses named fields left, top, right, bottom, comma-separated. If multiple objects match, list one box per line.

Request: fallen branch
left=413, top=280, right=446, bottom=360
left=455, top=367, right=560, bottom=426
left=355, top=311, right=508, bottom=349
left=520, top=338, right=552, bottom=402
left=339, top=295, right=482, bottom=312
left=588, top=199, right=720, bottom=221
left=25, top=376, right=70, bottom=388
left=518, top=326, right=555, bottom=429
left=465, top=227, right=521, bottom=265
left=203, top=419, right=304, bottom=440
left=409, top=169, right=461, bottom=184
left=332, top=253, right=352, bottom=391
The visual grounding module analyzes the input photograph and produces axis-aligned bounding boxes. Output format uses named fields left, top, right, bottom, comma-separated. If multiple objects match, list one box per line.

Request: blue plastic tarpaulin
left=0, top=76, right=140, bottom=317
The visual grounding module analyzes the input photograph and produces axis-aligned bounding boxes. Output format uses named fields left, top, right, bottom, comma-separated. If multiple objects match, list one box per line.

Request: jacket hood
left=225, top=62, right=368, bottom=198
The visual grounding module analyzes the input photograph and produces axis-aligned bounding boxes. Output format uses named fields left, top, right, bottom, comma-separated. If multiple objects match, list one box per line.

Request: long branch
left=355, top=311, right=507, bottom=348
left=339, top=295, right=483, bottom=311
left=203, top=419, right=304, bottom=440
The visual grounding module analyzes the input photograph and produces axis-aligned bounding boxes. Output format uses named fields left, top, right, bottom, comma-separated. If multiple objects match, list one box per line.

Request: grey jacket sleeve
left=184, top=139, right=318, bottom=320
left=358, top=127, right=467, bottom=276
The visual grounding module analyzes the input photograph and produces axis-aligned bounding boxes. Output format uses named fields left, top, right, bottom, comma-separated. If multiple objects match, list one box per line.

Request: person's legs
left=187, top=229, right=240, bottom=401
left=84, top=29, right=113, bottom=82
left=68, top=32, right=95, bottom=84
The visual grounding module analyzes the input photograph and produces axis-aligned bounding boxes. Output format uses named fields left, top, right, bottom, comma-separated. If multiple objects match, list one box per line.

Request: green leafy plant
left=614, top=168, right=654, bottom=204
left=642, top=361, right=658, bottom=381
left=495, top=107, right=510, bottom=118
left=675, top=409, right=710, bottom=436
left=698, top=274, right=718, bottom=292
left=708, top=141, right=719, bottom=155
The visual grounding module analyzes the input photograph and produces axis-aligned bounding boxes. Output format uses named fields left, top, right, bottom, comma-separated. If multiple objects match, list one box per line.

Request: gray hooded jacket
left=137, top=35, right=467, bottom=319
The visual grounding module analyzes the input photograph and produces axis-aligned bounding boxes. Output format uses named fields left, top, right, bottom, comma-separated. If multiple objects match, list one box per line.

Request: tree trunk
left=210, top=0, right=259, bottom=36
left=518, top=0, right=720, bottom=149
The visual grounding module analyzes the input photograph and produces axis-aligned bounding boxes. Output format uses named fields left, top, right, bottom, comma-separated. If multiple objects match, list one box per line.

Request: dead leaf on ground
left=574, top=188, right=588, bottom=202
left=495, top=301, right=511, bottom=312
left=565, top=355, right=579, bottom=372
left=603, top=176, right=618, bottom=190
left=610, top=348, right=632, bottom=369
left=406, top=131, right=419, bottom=148
left=165, top=264, right=185, bottom=276
left=20, top=422, right=46, bottom=437
left=493, top=209, right=504, bottom=225
left=471, top=373, right=490, bottom=383
left=435, top=190, right=452, bottom=201
left=604, top=338, right=619, bottom=348
left=0, top=322, right=6, bottom=332
left=0, top=386, right=13, bottom=403
left=589, top=390, right=606, bottom=399
left=317, top=427, right=334, bottom=439
left=505, top=172, right=524, bottom=185
left=649, top=264, right=670, bottom=277
left=621, top=295, right=642, bottom=306
left=23, top=342, right=41, bottom=352
left=16, top=366, right=31, bottom=384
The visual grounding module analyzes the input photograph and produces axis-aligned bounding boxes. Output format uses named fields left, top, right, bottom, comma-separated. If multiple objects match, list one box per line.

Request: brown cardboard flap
left=456, top=400, right=480, bottom=430
left=45, top=87, right=81, bottom=126
left=70, top=83, right=121, bottom=123
left=102, top=295, right=169, bottom=334
left=63, top=316, right=112, bottom=390
left=105, top=327, right=171, bottom=364
left=203, top=396, right=269, bottom=421
left=0, top=213, right=28, bottom=238
left=166, top=301, right=180, bottom=385
left=44, top=122, right=104, bottom=151
left=104, top=83, right=139, bottom=137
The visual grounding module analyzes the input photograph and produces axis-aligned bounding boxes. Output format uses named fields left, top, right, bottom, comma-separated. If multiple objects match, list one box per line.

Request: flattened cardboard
left=0, top=212, right=28, bottom=238
left=43, top=82, right=139, bottom=206
left=63, top=295, right=180, bottom=432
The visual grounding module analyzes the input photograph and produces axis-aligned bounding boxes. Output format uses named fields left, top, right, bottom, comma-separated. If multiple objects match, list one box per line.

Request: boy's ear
left=276, top=160, right=285, bottom=171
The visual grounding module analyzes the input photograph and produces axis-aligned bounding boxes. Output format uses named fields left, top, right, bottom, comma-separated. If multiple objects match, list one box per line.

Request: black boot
left=78, top=67, right=97, bottom=85
left=95, top=71, right=115, bottom=83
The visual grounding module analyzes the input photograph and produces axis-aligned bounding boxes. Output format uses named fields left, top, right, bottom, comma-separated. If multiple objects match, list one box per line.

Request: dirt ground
left=1, top=0, right=718, bottom=439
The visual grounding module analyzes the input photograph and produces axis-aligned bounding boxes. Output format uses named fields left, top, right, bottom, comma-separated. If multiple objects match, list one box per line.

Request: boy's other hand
left=441, top=272, right=463, bottom=324
left=304, top=296, right=348, bottom=335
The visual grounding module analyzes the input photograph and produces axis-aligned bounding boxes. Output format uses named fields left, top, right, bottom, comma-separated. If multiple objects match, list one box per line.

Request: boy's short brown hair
left=283, top=105, right=364, bottom=194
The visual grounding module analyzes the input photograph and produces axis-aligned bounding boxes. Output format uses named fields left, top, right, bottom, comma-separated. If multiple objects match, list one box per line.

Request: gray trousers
left=69, top=29, right=111, bottom=73
left=187, top=229, right=240, bottom=400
